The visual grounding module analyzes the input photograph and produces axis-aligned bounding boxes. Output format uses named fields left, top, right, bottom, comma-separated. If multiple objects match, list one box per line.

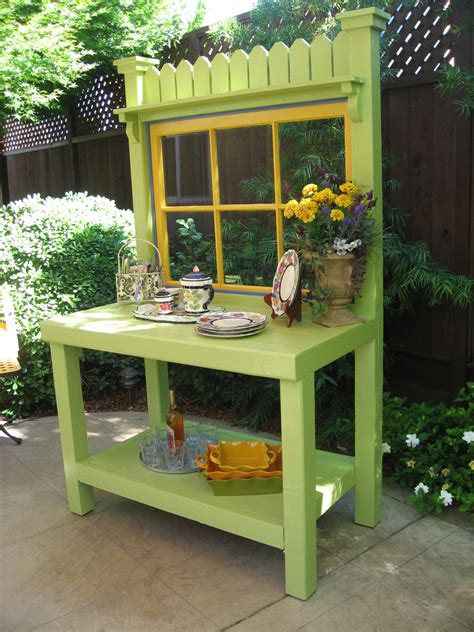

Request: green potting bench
left=42, top=8, right=388, bottom=600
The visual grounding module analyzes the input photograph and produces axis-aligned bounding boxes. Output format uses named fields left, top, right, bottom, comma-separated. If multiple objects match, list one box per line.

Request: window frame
left=149, top=101, right=352, bottom=293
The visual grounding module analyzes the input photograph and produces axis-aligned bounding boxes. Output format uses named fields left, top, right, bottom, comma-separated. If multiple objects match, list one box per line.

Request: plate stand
left=264, top=284, right=302, bottom=328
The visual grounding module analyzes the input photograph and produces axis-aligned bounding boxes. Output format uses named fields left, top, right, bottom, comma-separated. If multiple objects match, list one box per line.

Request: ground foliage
left=326, top=385, right=474, bottom=513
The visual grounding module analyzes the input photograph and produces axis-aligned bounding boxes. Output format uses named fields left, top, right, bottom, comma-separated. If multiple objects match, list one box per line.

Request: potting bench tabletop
left=41, top=292, right=381, bottom=600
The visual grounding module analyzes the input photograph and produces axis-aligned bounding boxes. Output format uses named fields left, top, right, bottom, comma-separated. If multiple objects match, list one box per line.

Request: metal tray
left=139, top=451, right=199, bottom=474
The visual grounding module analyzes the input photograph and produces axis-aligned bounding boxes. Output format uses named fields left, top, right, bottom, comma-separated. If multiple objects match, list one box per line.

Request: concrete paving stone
left=160, top=535, right=344, bottom=629
left=0, top=520, right=150, bottom=631
left=36, top=576, right=218, bottom=631
left=299, top=577, right=469, bottom=632
left=159, top=536, right=286, bottom=628
left=351, top=514, right=459, bottom=578
left=228, top=563, right=377, bottom=632
left=384, top=528, right=474, bottom=628
left=0, top=446, right=28, bottom=482
left=0, top=465, right=79, bottom=548
left=88, top=499, right=236, bottom=573
left=318, top=491, right=421, bottom=562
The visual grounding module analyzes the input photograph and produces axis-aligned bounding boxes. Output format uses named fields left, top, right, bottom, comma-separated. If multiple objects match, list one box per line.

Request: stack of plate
left=195, top=311, right=267, bottom=338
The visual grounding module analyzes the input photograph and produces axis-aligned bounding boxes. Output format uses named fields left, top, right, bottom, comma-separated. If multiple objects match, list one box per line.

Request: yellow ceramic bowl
left=209, top=440, right=276, bottom=472
left=196, top=443, right=283, bottom=480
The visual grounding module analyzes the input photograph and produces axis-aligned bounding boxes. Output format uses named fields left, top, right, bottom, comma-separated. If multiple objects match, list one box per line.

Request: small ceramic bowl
left=154, top=291, right=173, bottom=314
left=165, top=287, right=181, bottom=309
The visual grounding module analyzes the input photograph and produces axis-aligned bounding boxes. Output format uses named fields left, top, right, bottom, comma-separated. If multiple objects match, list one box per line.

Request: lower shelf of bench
left=76, top=429, right=355, bottom=550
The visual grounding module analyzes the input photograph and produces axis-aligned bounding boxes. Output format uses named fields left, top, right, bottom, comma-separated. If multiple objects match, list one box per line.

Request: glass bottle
left=166, top=389, right=185, bottom=448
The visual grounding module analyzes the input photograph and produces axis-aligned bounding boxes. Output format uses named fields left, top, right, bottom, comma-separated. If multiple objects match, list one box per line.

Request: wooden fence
left=1, top=2, right=472, bottom=400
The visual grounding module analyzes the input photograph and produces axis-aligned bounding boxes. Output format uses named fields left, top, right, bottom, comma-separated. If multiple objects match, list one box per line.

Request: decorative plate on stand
left=271, top=250, right=300, bottom=316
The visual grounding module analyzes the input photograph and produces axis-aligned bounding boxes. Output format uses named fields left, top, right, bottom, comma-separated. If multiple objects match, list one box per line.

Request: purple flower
left=342, top=217, right=354, bottom=226
left=366, top=190, right=374, bottom=200
left=354, top=204, right=366, bottom=215
left=321, top=205, right=331, bottom=216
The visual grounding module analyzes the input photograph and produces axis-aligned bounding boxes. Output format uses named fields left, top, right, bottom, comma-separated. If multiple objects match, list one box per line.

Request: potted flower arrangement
left=284, top=180, right=377, bottom=327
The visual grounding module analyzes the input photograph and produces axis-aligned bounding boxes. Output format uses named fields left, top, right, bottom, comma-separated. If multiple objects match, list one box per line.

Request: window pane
left=162, top=132, right=212, bottom=206
left=216, top=126, right=274, bottom=204
left=279, top=118, right=345, bottom=202
left=221, top=212, right=277, bottom=286
left=166, top=213, right=217, bottom=281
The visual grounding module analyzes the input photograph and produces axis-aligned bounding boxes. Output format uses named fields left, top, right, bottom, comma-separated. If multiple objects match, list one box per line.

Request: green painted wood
left=332, top=30, right=350, bottom=76
left=310, top=35, right=333, bottom=81
left=269, top=42, right=290, bottom=86
left=160, top=63, right=177, bottom=102
left=176, top=59, right=194, bottom=99
left=211, top=52, right=230, bottom=94
left=41, top=296, right=376, bottom=381
left=289, top=38, right=311, bottom=84
left=193, top=56, right=212, bottom=96
left=49, top=343, right=95, bottom=515
left=249, top=45, right=269, bottom=89
left=143, top=66, right=161, bottom=104
left=337, top=9, right=389, bottom=528
left=280, top=374, right=317, bottom=599
left=230, top=49, right=249, bottom=91
left=144, top=359, right=169, bottom=426
left=355, top=339, right=382, bottom=526
left=114, top=57, right=160, bottom=107
left=87, top=8, right=389, bottom=600
left=73, top=427, right=354, bottom=549
left=119, top=79, right=363, bottom=125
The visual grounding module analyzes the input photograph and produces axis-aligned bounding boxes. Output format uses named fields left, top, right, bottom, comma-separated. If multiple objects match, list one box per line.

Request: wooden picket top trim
left=115, top=29, right=367, bottom=116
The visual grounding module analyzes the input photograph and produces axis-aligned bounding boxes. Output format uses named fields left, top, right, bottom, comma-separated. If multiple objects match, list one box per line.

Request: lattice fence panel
left=3, top=115, right=68, bottom=152
left=74, top=74, right=125, bottom=136
left=385, top=1, right=455, bottom=77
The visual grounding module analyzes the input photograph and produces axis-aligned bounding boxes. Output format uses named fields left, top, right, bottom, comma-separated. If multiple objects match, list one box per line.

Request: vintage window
left=150, top=102, right=351, bottom=292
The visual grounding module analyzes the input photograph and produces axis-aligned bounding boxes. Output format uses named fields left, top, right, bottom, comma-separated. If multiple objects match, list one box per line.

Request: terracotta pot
left=314, top=253, right=365, bottom=327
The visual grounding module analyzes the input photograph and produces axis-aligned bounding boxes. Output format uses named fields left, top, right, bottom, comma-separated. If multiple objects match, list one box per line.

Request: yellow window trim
left=150, top=102, right=352, bottom=292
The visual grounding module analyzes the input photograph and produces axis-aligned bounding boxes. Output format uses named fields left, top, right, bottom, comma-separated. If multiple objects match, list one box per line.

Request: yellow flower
left=315, top=187, right=337, bottom=205
left=302, top=183, right=318, bottom=197
left=406, top=460, right=416, bottom=469
left=339, top=181, right=358, bottom=195
left=441, top=483, right=450, bottom=491
left=469, top=460, right=474, bottom=471
left=441, top=468, right=450, bottom=477
left=335, top=194, right=352, bottom=208
left=284, top=199, right=298, bottom=218
left=296, top=199, right=317, bottom=223
left=330, top=209, right=344, bottom=222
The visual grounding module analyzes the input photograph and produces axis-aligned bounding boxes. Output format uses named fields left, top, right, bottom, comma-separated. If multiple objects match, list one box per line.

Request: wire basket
left=115, top=238, right=164, bottom=302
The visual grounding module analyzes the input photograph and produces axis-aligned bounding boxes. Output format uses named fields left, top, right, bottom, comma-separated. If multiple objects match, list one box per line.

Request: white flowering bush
left=0, top=193, right=135, bottom=419
left=382, top=384, right=474, bottom=513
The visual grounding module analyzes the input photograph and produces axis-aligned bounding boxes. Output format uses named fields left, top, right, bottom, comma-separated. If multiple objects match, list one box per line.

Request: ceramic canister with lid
left=179, top=266, right=214, bottom=314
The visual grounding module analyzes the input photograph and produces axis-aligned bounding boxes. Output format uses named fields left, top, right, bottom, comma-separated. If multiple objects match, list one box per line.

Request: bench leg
left=50, top=343, right=94, bottom=515
left=355, top=339, right=382, bottom=527
left=280, top=374, right=317, bottom=599
left=144, top=359, right=169, bottom=428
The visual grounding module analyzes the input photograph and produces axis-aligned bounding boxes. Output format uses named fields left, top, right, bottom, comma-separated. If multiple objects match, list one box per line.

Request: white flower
left=414, top=482, right=429, bottom=494
left=439, top=489, right=453, bottom=506
left=462, top=431, right=474, bottom=444
left=405, top=433, right=420, bottom=448
left=382, top=442, right=391, bottom=454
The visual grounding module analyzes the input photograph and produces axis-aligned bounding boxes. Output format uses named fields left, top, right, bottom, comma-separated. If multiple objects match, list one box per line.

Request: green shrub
left=0, top=192, right=137, bottom=419
left=382, top=384, right=474, bottom=513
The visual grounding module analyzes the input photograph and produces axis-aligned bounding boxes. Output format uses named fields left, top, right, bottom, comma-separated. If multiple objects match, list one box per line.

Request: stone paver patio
left=1, top=412, right=472, bottom=631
